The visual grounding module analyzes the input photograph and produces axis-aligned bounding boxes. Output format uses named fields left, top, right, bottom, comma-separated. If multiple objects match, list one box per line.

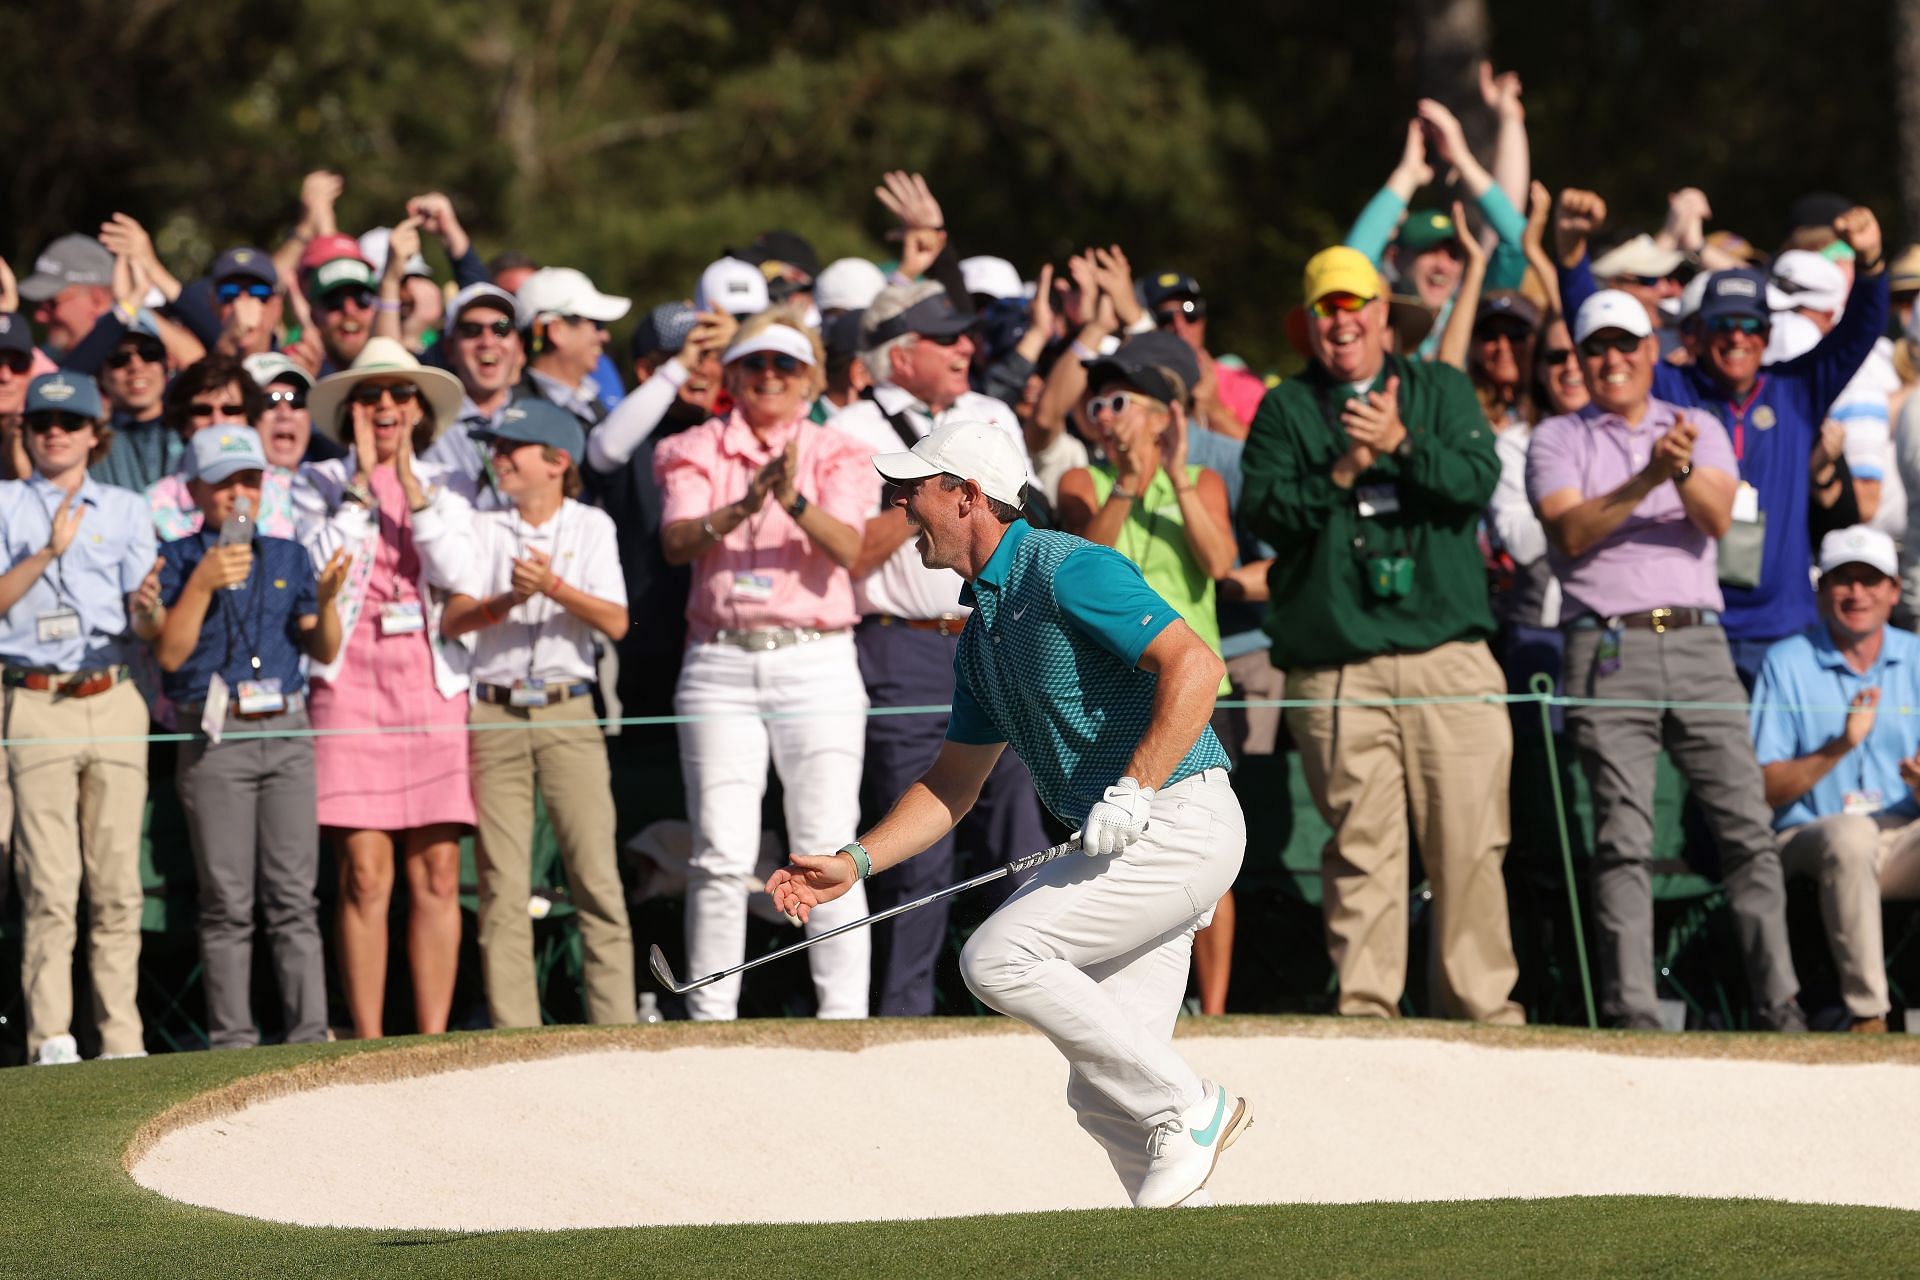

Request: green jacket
left=1240, top=353, right=1498, bottom=669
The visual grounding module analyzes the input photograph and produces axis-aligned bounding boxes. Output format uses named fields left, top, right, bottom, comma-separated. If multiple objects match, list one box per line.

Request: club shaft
left=663, top=837, right=1080, bottom=993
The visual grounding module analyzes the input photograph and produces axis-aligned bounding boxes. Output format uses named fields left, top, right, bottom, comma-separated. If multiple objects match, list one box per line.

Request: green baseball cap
left=1395, top=209, right=1456, bottom=255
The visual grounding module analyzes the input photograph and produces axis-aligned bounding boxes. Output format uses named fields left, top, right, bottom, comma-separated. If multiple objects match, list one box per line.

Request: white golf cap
left=694, top=257, right=771, bottom=317
left=358, top=227, right=433, bottom=280
left=1572, top=290, right=1655, bottom=344
left=1763, top=310, right=1822, bottom=365
left=515, top=267, right=632, bottom=328
left=1591, top=234, right=1685, bottom=282
left=1818, top=525, right=1899, bottom=579
left=1768, top=249, right=1848, bottom=316
left=959, top=255, right=1025, bottom=301
left=242, top=351, right=313, bottom=391
left=448, top=281, right=518, bottom=321
left=813, top=258, right=888, bottom=313
left=723, top=322, right=816, bottom=368
left=873, top=419, right=1028, bottom=508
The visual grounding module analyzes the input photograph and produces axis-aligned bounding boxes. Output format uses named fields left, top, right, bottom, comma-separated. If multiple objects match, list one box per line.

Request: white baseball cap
left=1572, top=290, right=1655, bottom=344
left=515, top=267, right=631, bottom=328
left=872, top=419, right=1028, bottom=508
left=1591, top=234, right=1685, bottom=282
left=694, top=257, right=771, bottom=317
left=358, top=227, right=433, bottom=280
left=723, top=322, right=816, bottom=368
left=448, top=282, right=518, bottom=322
left=813, top=258, right=888, bottom=313
left=959, top=256, right=1025, bottom=301
left=1818, top=525, right=1899, bottom=579
left=1769, top=249, right=1848, bottom=316
left=1678, top=271, right=1712, bottom=323
left=242, top=351, right=314, bottom=391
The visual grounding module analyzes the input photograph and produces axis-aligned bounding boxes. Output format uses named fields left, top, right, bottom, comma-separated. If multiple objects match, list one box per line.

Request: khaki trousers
left=8, top=679, right=149, bottom=1056
left=470, top=697, right=635, bottom=1028
left=1778, top=813, right=1920, bottom=1019
left=1285, top=640, right=1523, bottom=1023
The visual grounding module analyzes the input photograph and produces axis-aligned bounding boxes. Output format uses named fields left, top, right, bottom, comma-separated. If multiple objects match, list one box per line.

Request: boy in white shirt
left=442, top=400, right=636, bottom=1027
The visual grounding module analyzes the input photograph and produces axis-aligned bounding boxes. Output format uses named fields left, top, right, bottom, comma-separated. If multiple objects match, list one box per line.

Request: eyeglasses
left=737, top=353, right=803, bottom=374
left=1578, top=332, right=1643, bottom=358
left=1476, top=322, right=1534, bottom=345
left=264, top=388, right=307, bottom=409
left=455, top=318, right=515, bottom=340
left=189, top=401, right=247, bottom=418
left=318, top=287, right=374, bottom=313
left=1309, top=293, right=1374, bottom=319
left=0, top=352, right=30, bottom=376
left=1086, top=392, right=1148, bottom=419
left=1155, top=299, right=1206, bottom=326
left=349, top=382, right=420, bottom=406
left=26, top=413, right=89, bottom=434
left=215, top=281, right=275, bottom=304
left=1540, top=348, right=1576, bottom=366
left=1707, top=315, right=1768, bottom=336
left=105, top=339, right=167, bottom=369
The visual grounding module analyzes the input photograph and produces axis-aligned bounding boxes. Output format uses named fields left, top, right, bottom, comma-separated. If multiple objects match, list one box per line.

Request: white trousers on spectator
left=675, top=632, right=870, bottom=1020
left=960, top=768, right=1244, bottom=1201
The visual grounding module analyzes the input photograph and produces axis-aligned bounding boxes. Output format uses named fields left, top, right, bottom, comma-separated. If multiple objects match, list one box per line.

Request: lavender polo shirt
left=1525, top=397, right=1733, bottom=619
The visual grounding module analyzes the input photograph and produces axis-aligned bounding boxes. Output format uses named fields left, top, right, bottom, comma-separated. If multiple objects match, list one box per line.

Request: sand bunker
left=129, top=1028, right=1920, bottom=1229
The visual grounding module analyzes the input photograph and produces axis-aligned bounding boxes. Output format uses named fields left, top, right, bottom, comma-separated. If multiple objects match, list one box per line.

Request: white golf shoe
left=1135, top=1080, right=1251, bottom=1209
left=33, top=1034, right=80, bottom=1066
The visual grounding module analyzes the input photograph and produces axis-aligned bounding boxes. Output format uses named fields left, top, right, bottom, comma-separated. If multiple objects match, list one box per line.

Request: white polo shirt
left=826, top=384, right=1031, bottom=621
left=453, top=498, right=627, bottom=687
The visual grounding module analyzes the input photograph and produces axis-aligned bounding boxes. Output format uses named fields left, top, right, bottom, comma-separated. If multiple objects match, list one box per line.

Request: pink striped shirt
left=655, top=409, right=877, bottom=642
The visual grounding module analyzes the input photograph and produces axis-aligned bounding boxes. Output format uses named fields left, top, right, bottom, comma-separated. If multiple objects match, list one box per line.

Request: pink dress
left=310, top=468, right=475, bottom=830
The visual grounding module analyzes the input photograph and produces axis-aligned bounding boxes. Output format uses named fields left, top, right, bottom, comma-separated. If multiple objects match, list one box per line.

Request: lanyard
left=218, top=547, right=268, bottom=678
left=1722, top=376, right=1767, bottom=466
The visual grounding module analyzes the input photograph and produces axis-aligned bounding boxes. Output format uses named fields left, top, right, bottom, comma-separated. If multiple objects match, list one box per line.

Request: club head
left=647, top=944, right=686, bottom=994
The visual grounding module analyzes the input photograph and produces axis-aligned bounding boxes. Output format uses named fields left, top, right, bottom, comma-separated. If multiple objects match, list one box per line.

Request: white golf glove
left=1082, top=777, right=1153, bottom=856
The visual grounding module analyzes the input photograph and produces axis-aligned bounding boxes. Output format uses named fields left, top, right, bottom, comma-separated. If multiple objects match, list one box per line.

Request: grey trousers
left=176, top=704, right=327, bottom=1049
left=1564, top=623, right=1797, bottom=1028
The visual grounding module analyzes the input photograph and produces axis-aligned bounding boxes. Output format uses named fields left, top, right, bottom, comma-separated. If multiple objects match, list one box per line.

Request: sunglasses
left=264, top=388, right=307, bottom=409
left=1155, top=299, right=1206, bottom=326
left=349, top=382, right=420, bottom=406
left=0, top=352, right=30, bottom=376
left=105, top=340, right=167, bottom=369
left=737, top=353, right=803, bottom=374
left=1707, top=315, right=1769, bottom=336
left=919, top=331, right=967, bottom=347
left=1309, top=293, right=1373, bottom=319
left=1540, top=347, right=1576, bottom=366
left=318, top=286, right=374, bottom=313
left=456, top=318, right=515, bottom=340
left=1086, top=391, right=1147, bottom=419
left=215, top=281, right=275, bottom=304
left=189, top=401, right=247, bottom=418
left=26, top=413, right=89, bottom=434
left=1477, top=322, right=1533, bottom=345
left=1578, top=332, right=1643, bottom=358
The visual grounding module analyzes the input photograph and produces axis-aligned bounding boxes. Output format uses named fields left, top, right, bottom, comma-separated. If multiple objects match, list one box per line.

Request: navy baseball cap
left=210, top=247, right=277, bottom=289
left=472, top=399, right=586, bottom=464
left=0, top=311, right=33, bottom=357
left=630, top=301, right=700, bottom=362
left=864, top=292, right=973, bottom=345
left=1695, top=269, right=1771, bottom=326
left=1083, top=330, right=1200, bottom=408
left=23, top=372, right=102, bottom=420
left=824, top=309, right=864, bottom=363
left=1142, top=270, right=1203, bottom=309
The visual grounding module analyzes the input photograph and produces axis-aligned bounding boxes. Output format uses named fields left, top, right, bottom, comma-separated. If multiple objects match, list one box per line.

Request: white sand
left=129, top=1030, right=1920, bottom=1229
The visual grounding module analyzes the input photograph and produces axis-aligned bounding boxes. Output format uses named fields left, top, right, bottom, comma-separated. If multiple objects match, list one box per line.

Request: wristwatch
left=1393, top=435, right=1415, bottom=462
left=1674, top=463, right=1693, bottom=484
left=785, top=492, right=809, bottom=519
left=339, top=482, right=374, bottom=510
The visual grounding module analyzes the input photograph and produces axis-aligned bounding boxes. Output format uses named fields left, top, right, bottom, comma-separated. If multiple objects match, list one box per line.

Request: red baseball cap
left=298, top=233, right=369, bottom=275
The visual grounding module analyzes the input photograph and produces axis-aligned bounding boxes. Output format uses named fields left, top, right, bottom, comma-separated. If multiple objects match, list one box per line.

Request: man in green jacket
left=1242, top=245, right=1522, bottom=1024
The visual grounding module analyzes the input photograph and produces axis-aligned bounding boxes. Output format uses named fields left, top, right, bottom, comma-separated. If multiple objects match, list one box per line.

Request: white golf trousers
left=960, top=767, right=1244, bottom=1193
left=675, top=632, right=871, bottom=1020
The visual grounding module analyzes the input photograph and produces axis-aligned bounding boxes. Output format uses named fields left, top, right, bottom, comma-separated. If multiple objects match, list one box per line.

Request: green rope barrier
left=1531, top=672, right=1596, bottom=1030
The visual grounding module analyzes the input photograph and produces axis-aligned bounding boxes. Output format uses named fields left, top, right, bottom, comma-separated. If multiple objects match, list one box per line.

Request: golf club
left=648, top=835, right=1082, bottom=995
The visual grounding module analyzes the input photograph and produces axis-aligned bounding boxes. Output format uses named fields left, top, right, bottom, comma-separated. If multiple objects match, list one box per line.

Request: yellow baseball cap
left=1301, top=246, right=1380, bottom=307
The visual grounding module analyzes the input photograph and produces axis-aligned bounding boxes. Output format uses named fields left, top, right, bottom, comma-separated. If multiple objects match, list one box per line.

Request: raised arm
left=1436, top=201, right=1490, bottom=371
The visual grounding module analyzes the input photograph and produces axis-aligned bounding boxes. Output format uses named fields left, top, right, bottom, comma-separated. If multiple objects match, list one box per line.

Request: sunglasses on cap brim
left=1155, top=298, right=1206, bottom=325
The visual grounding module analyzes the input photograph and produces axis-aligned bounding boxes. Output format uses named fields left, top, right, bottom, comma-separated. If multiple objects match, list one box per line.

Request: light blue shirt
left=1751, top=623, right=1920, bottom=830
left=0, top=474, right=157, bottom=670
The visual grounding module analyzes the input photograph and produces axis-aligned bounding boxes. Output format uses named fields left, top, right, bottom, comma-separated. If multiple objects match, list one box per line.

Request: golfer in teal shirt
left=768, top=421, right=1248, bottom=1210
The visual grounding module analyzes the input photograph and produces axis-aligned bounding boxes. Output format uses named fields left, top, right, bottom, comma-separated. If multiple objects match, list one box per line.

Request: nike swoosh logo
left=1190, top=1091, right=1227, bottom=1146
left=1009, top=606, right=1027, bottom=621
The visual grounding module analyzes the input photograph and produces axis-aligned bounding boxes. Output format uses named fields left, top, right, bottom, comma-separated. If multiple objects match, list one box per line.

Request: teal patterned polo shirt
left=946, top=520, right=1229, bottom=826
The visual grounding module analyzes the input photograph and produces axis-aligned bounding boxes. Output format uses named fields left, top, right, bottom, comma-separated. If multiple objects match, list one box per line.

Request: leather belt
left=474, top=681, right=593, bottom=706
left=872, top=614, right=968, bottom=637
left=706, top=627, right=846, bottom=651
left=3, top=665, right=131, bottom=699
left=1568, top=608, right=1718, bottom=634
left=177, top=691, right=307, bottom=722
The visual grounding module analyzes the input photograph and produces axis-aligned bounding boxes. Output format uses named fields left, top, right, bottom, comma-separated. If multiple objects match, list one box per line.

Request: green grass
left=2, top=1022, right=1915, bottom=1279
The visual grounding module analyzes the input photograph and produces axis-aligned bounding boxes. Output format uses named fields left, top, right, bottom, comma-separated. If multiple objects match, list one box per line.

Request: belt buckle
left=1649, top=608, right=1671, bottom=634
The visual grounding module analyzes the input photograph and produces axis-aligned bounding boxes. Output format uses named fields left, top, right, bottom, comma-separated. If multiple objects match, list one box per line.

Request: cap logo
left=1157, top=273, right=1180, bottom=287
left=218, top=434, right=253, bottom=454
left=0, top=316, right=12, bottom=334
left=39, top=380, right=75, bottom=403
left=34, top=254, right=60, bottom=275
left=1717, top=278, right=1758, bottom=298
left=234, top=250, right=254, bottom=263
left=505, top=408, right=527, bottom=422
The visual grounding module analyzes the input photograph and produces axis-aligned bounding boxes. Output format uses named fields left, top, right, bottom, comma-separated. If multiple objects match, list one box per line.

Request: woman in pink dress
left=294, top=338, right=475, bottom=1039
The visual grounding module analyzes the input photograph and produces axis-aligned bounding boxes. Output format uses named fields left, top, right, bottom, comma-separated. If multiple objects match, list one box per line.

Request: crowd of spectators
left=8, top=62, right=1920, bottom=1064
